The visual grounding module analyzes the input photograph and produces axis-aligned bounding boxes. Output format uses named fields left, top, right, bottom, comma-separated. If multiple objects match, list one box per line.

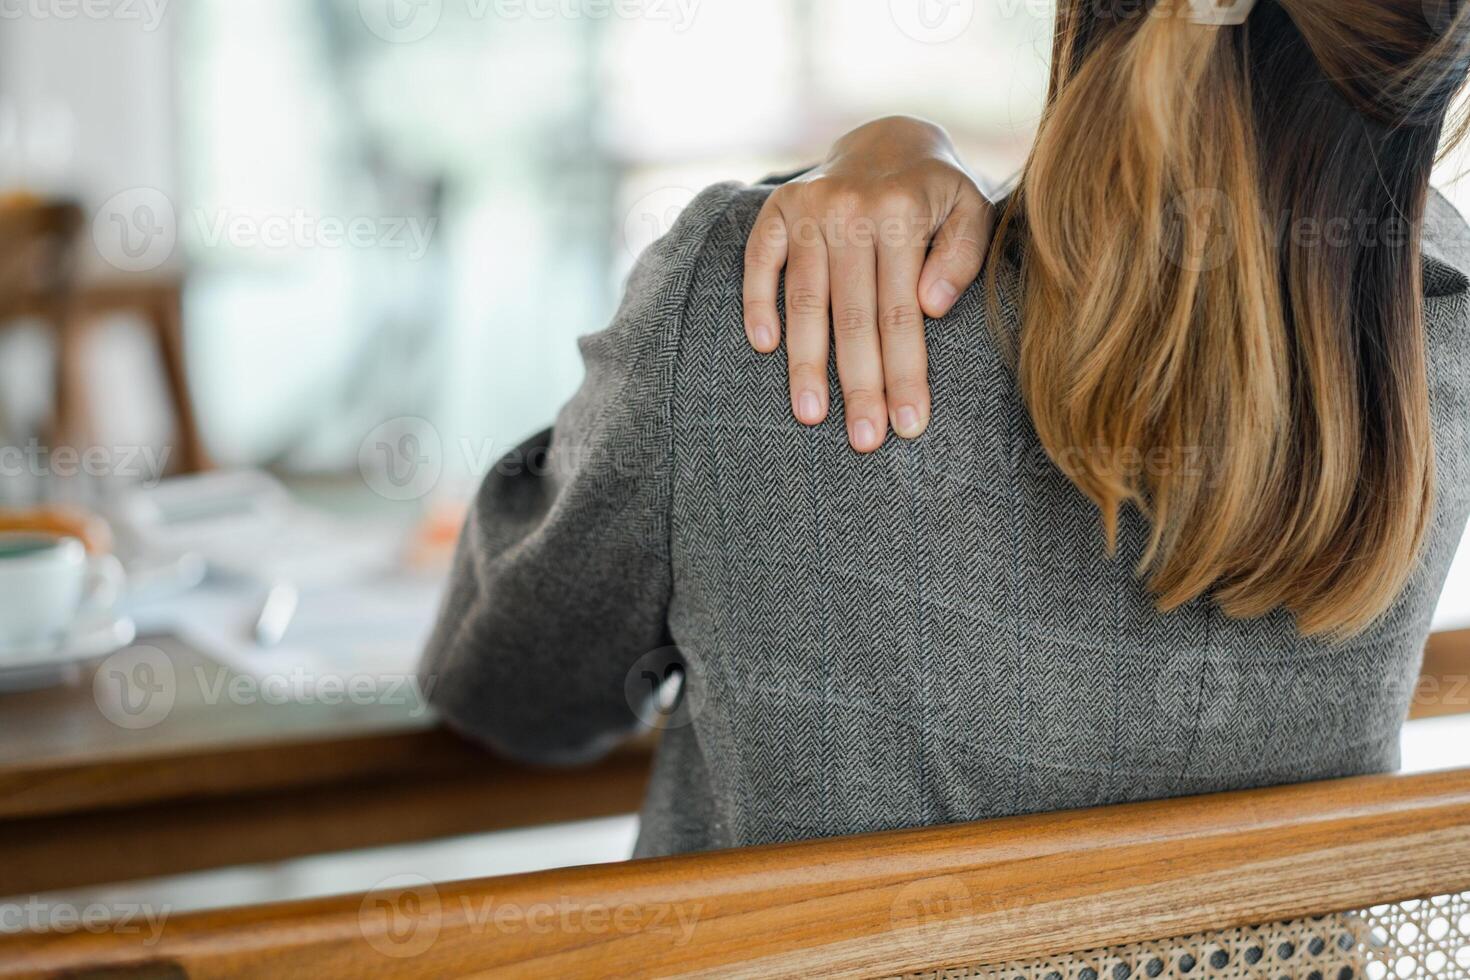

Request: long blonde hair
left=994, top=0, right=1470, bottom=638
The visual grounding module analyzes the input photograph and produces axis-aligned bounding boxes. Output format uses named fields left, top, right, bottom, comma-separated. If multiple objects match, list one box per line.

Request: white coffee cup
left=0, top=533, right=124, bottom=652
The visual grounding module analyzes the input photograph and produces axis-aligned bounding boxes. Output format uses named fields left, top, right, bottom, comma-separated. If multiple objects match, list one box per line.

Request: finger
left=784, top=221, right=830, bottom=426
left=829, top=239, right=887, bottom=453
left=918, top=191, right=994, bottom=318
left=743, top=197, right=788, bottom=353
left=879, top=241, right=932, bottom=440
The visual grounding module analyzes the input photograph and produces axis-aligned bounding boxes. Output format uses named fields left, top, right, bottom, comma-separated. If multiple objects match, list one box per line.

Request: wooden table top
left=0, top=637, right=442, bottom=821
left=0, top=636, right=655, bottom=897
left=4, top=629, right=1468, bottom=818
left=0, top=629, right=1465, bottom=897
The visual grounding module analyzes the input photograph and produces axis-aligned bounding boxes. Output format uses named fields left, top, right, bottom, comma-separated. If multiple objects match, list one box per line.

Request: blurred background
left=1, top=0, right=1468, bottom=931
left=0, top=0, right=1052, bottom=499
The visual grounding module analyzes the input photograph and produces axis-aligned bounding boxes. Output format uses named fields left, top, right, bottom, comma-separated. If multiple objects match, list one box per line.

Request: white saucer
left=0, top=615, right=137, bottom=691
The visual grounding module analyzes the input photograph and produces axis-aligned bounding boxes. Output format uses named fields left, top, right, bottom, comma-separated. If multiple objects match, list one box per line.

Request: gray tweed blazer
left=420, top=177, right=1470, bottom=859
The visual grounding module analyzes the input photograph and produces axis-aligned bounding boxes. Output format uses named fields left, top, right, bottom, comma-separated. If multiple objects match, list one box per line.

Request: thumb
left=918, top=191, right=994, bottom=318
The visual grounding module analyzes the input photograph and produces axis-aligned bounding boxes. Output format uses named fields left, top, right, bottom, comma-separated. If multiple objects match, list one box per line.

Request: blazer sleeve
left=418, top=181, right=744, bottom=765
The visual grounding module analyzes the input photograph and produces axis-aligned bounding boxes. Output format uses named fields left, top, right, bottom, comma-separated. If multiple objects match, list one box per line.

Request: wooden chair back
left=0, top=196, right=209, bottom=473
left=2, top=766, right=1468, bottom=979
left=0, top=197, right=84, bottom=321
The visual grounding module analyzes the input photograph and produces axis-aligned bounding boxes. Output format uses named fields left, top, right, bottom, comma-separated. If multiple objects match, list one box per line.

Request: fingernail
left=751, top=324, right=775, bottom=350
left=798, top=391, right=823, bottom=424
left=927, top=279, right=958, bottom=312
left=851, top=419, right=878, bottom=451
left=894, top=405, right=924, bottom=438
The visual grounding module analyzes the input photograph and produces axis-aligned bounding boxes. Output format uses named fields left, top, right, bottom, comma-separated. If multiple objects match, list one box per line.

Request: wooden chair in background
left=0, top=194, right=210, bottom=474
left=0, top=198, right=84, bottom=451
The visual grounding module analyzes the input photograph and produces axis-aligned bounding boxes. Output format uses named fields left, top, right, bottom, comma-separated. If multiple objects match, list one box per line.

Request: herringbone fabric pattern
left=421, top=178, right=1470, bottom=859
